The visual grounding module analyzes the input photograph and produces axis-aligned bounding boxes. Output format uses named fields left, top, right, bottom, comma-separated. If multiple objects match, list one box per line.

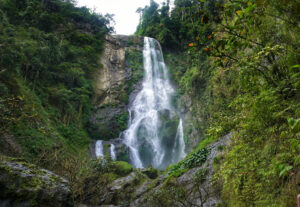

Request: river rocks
left=0, top=157, right=73, bottom=207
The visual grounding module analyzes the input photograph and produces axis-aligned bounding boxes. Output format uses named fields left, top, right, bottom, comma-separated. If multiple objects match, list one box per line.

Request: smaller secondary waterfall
left=123, top=37, right=186, bottom=169
left=95, top=140, right=104, bottom=158
left=95, top=141, right=116, bottom=160
left=110, top=144, right=116, bottom=160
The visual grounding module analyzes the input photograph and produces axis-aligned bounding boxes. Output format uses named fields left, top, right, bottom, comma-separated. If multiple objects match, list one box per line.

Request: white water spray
left=110, top=144, right=116, bottom=160
left=95, top=140, right=104, bottom=158
left=123, top=37, right=186, bottom=169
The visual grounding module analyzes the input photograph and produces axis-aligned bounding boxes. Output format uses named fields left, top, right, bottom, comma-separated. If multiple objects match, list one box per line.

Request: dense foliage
left=168, top=147, right=209, bottom=177
left=0, top=0, right=114, bottom=203
left=137, top=0, right=300, bottom=206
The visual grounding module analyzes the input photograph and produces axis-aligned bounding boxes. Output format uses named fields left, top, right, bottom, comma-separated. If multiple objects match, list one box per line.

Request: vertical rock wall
left=88, top=35, right=144, bottom=160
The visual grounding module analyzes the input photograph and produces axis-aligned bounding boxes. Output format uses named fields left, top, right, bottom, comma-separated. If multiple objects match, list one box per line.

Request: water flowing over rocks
left=88, top=133, right=232, bottom=206
left=90, top=138, right=130, bottom=162
left=85, top=35, right=232, bottom=206
left=90, top=36, right=187, bottom=168
left=123, top=37, right=186, bottom=169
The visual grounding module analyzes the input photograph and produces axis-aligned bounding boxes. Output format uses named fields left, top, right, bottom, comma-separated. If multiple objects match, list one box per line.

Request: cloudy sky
left=76, top=0, right=169, bottom=35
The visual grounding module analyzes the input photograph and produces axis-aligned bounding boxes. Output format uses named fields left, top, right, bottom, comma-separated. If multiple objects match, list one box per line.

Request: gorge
left=0, top=0, right=299, bottom=206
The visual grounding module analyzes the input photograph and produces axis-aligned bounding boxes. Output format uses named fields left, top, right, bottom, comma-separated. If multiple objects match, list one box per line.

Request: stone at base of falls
left=102, top=172, right=139, bottom=205
left=133, top=133, right=232, bottom=207
left=140, top=167, right=158, bottom=179
left=100, top=167, right=164, bottom=206
left=0, top=157, right=73, bottom=207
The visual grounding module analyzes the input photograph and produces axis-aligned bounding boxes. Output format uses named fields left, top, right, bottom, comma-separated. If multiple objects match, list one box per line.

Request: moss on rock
left=0, top=156, right=73, bottom=207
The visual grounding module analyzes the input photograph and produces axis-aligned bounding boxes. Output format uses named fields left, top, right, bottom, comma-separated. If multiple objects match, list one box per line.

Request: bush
left=112, top=161, right=133, bottom=176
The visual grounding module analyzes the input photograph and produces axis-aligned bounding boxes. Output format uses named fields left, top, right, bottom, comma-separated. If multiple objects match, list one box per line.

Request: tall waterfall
left=123, top=37, right=186, bottom=169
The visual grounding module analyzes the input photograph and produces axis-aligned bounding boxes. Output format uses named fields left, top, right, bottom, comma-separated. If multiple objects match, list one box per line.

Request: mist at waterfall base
left=95, top=37, right=186, bottom=169
left=122, top=37, right=186, bottom=169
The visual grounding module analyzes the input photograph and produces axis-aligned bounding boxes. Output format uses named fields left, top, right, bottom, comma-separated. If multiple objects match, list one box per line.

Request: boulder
left=0, top=157, right=73, bottom=207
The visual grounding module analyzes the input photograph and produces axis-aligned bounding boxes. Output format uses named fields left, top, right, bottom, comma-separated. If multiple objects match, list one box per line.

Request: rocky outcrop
left=86, top=133, right=231, bottom=206
left=175, top=132, right=232, bottom=206
left=93, top=35, right=143, bottom=107
left=89, top=35, right=144, bottom=141
left=0, top=157, right=73, bottom=207
left=132, top=133, right=232, bottom=207
left=98, top=166, right=161, bottom=207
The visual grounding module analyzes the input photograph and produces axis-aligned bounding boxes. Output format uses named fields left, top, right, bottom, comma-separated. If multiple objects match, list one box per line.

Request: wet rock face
left=94, top=35, right=143, bottom=107
left=178, top=94, right=203, bottom=151
left=89, top=35, right=144, bottom=140
left=0, top=157, right=73, bottom=207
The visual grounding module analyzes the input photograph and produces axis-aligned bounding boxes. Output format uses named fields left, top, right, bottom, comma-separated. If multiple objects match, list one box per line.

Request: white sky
left=76, top=0, right=168, bottom=35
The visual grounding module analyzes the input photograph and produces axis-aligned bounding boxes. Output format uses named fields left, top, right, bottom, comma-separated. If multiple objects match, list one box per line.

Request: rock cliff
left=89, top=35, right=144, bottom=142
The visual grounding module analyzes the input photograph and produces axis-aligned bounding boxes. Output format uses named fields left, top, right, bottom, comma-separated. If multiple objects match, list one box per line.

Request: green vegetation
left=93, top=157, right=133, bottom=176
left=0, top=0, right=119, bottom=204
left=112, top=161, right=133, bottom=176
left=125, top=48, right=144, bottom=96
left=89, top=111, right=129, bottom=140
left=1, top=0, right=299, bottom=206
left=0, top=155, right=71, bottom=206
left=168, top=147, right=209, bottom=177
left=0, top=0, right=112, bottom=157
left=137, top=0, right=300, bottom=206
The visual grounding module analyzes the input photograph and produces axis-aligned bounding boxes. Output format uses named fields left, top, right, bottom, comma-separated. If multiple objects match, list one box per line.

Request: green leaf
left=291, top=64, right=300, bottom=69
left=291, top=119, right=300, bottom=133
left=279, top=165, right=293, bottom=177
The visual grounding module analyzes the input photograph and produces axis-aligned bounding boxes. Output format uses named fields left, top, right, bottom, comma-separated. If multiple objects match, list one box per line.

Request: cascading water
left=123, top=37, right=186, bottom=169
left=95, top=140, right=104, bottom=158
left=110, top=144, right=116, bottom=160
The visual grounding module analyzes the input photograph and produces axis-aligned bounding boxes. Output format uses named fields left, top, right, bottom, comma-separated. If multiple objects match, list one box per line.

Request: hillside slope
left=136, top=0, right=300, bottom=206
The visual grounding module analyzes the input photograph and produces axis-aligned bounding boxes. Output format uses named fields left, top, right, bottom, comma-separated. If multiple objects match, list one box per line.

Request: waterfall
left=95, top=140, right=104, bottom=158
left=123, top=37, right=186, bottom=169
left=110, top=144, right=116, bottom=160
